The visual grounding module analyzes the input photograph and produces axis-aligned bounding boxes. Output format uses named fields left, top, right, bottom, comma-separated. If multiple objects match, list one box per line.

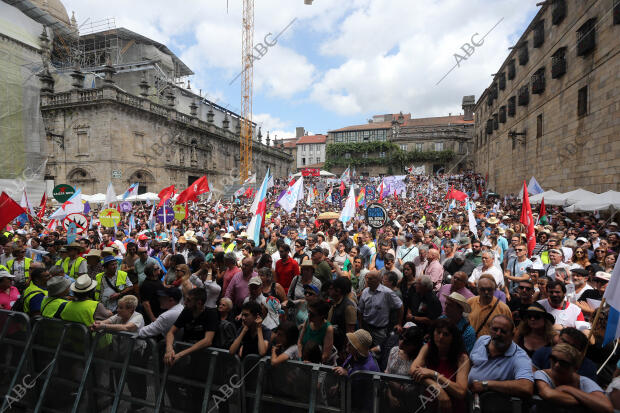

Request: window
left=578, top=86, right=588, bottom=117
left=362, top=152, right=369, bottom=158
left=487, top=93, right=494, bottom=107
left=486, top=119, right=493, bottom=135
left=507, top=59, right=516, bottom=80
left=379, top=152, right=386, bottom=158
left=309, top=157, right=313, bottom=164
left=533, top=20, right=545, bottom=48
left=577, top=18, right=596, bottom=57
left=532, top=67, right=545, bottom=94
left=415, top=143, right=423, bottom=151
left=493, top=114, right=498, bottom=130
left=508, top=96, right=516, bottom=117
left=498, top=72, right=506, bottom=90
left=434, top=142, right=444, bottom=151
left=399, top=144, right=407, bottom=151
left=344, top=153, right=351, bottom=159
left=499, top=106, right=507, bottom=123
left=518, top=42, right=529, bottom=66
left=537, top=114, right=543, bottom=138
left=551, top=47, right=567, bottom=78
left=518, top=85, right=529, bottom=106
left=302, top=157, right=306, bottom=165
left=552, top=0, right=566, bottom=25
left=77, top=131, right=89, bottom=155
left=491, top=82, right=498, bottom=99
left=459, top=142, right=464, bottom=153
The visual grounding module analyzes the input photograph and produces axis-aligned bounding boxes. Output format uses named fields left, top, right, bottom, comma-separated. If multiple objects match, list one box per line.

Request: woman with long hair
left=399, top=262, right=416, bottom=308
left=573, top=247, right=591, bottom=268
left=410, top=319, right=470, bottom=413
left=604, top=253, right=617, bottom=273
left=513, top=303, right=556, bottom=357
left=384, top=326, right=426, bottom=409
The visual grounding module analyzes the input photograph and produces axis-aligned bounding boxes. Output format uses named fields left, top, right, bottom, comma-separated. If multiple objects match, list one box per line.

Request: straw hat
left=346, top=329, right=373, bottom=357
left=300, top=258, right=314, bottom=268
left=486, top=217, right=499, bottom=225
left=85, top=249, right=101, bottom=259
left=71, top=274, right=97, bottom=293
left=443, top=292, right=471, bottom=313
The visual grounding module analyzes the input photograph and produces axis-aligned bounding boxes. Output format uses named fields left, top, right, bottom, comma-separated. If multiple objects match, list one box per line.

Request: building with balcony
left=473, top=0, right=620, bottom=194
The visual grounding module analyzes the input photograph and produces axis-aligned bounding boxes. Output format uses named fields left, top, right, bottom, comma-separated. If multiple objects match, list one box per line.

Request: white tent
left=117, top=192, right=161, bottom=202
left=561, top=189, right=598, bottom=205
left=82, top=193, right=107, bottom=203
left=292, top=170, right=336, bottom=178
left=528, top=190, right=563, bottom=205
left=564, top=190, right=620, bottom=212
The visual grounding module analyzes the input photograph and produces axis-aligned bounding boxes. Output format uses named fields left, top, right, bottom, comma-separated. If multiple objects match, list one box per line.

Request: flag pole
left=582, top=298, right=606, bottom=357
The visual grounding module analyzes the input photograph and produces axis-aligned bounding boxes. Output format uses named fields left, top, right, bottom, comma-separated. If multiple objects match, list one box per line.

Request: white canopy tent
left=564, top=190, right=620, bottom=212
left=292, top=170, right=336, bottom=178
left=529, top=190, right=563, bottom=205
left=561, top=189, right=598, bottom=206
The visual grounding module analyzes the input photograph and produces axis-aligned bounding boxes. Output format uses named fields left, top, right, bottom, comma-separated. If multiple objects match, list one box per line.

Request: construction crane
left=239, top=0, right=254, bottom=183
left=238, top=0, right=312, bottom=183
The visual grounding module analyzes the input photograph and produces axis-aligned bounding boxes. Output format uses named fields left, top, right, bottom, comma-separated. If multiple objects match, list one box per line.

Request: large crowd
left=1, top=172, right=619, bottom=412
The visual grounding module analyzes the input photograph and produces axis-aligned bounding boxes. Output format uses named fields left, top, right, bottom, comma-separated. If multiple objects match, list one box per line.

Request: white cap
left=0, top=270, right=15, bottom=279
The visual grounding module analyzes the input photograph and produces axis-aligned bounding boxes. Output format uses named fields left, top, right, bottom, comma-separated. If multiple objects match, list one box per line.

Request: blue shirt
left=468, top=336, right=534, bottom=384
left=531, top=346, right=598, bottom=382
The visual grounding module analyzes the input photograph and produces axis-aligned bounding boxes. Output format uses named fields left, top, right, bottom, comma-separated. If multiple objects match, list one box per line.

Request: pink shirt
left=424, top=260, right=444, bottom=292
left=437, top=284, right=474, bottom=312
left=222, top=267, right=242, bottom=295
left=225, top=271, right=257, bottom=308
left=0, top=286, right=20, bottom=310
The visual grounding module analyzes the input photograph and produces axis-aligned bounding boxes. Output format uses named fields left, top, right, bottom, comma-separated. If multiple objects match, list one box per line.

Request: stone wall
left=473, top=0, right=620, bottom=195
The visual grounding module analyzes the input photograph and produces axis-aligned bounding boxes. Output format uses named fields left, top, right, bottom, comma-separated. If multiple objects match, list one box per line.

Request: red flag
left=37, top=193, right=47, bottom=219
left=379, top=181, right=384, bottom=203
left=0, top=192, right=26, bottom=230
left=519, top=180, right=536, bottom=257
left=339, top=181, right=345, bottom=196
left=539, top=198, right=547, bottom=220
left=393, top=189, right=397, bottom=199
left=477, top=184, right=483, bottom=198
left=157, top=185, right=176, bottom=208
left=447, top=185, right=468, bottom=202
left=176, top=176, right=210, bottom=204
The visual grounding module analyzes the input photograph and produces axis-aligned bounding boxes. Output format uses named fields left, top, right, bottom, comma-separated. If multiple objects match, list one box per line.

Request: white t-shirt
left=469, top=265, right=505, bottom=289
left=537, top=299, right=584, bottom=327
left=108, top=311, right=145, bottom=329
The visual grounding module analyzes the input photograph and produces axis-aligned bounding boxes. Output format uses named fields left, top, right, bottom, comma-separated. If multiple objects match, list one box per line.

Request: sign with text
left=52, top=184, right=75, bottom=203
left=301, top=168, right=320, bottom=177
left=365, top=203, right=388, bottom=229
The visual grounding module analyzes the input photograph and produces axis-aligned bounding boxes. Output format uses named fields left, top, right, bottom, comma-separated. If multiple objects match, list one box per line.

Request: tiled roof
left=329, top=114, right=473, bottom=133
left=296, top=134, right=327, bottom=144
left=283, top=141, right=297, bottom=148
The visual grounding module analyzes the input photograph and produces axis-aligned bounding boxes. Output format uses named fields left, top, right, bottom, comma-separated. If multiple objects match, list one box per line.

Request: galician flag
left=105, top=182, right=117, bottom=207
left=603, top=261, right=620, bottom=346
left=339, top=185, right=356, bottom=224
left=278, top=177, right=304, bottom=213
left=247, top=169, right=271, bottom=246
left=50, top=189, right=83, bottom=220
left=122, top=183, right=140, bottom=200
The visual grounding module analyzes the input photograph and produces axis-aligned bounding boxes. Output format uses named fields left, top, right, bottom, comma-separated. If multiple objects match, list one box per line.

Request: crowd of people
left=1, top=171, right=619, bottom=412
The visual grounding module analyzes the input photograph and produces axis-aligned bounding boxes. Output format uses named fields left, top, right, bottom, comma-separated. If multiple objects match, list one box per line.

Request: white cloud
left=253, top=113, right=296, bottom=141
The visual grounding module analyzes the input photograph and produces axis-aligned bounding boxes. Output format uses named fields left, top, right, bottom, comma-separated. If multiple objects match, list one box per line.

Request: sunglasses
left=549, top=355, right=572, bottom=369
left=518, top=286, right=533, bottom=291
left=516, top=249, right=526, bottom=252
left=596, top=250, right=605, bottom=253
left=575, top=251, right=584, bottom=254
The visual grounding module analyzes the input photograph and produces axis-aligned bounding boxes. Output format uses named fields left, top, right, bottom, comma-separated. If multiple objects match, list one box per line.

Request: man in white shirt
left=469, top=251, right=504, bottom=289
left=396, top=234, right=418, bottom=270
left=543, top=249, right=570, bottom=281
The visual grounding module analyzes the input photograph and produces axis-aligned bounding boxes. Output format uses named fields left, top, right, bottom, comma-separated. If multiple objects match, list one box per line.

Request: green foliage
left=324, top=142, right=455, bottom=171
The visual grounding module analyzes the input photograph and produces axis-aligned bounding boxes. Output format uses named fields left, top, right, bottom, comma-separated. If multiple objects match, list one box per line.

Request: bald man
left=423, top=249, right=444, bottom=292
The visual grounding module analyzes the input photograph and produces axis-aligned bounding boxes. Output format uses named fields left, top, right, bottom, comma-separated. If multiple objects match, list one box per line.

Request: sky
left=63, top=0, right=540, bottom=140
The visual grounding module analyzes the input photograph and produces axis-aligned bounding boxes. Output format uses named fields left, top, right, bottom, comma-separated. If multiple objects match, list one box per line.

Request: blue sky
left=64, top=0, right=540, bottom=139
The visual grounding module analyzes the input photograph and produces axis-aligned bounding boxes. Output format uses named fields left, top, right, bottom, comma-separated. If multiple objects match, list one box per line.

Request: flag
left=207, top=192, right=213, bottom=203
left=378, top=180, right=384, bottom=203
left=467, top=200, right=478, bottom=238
left=18, top=191, right=33, bottom=226
left=538, top=198, right=548, bottom=225
left=339, top=181, right=345, bottom=196
left=519, top=180, right=536, bottom=257
left=478, top=184, right=483, bottom=199
left=339, top=186, right=356, bottom=224
left=234, top=185, right=246, bottom=198
left=83, top=201, right=91, bottom=214
left=527, top=176, right=544, bottom=196
left=122, top=183, right=140, bottom=200
left=356, top=187, right=366, bottom=208
left=157, top=185, right=176, bottom=208
left=243, top=173, right=257, bottom=186
left=306, top=186, right=314, bottom=206
left=0, top=192, right=26, bottom=229
left=37, top=193, right=47, bottom=220
left=340, top=167, right=351, bottom=184
left=128, top=214, right=135, bottom=232
left=50, top=189, right=83, bottom=220
left=447, top=185, right=468, bottom=202
left=105, top=182, right=117, bottom=207
left=247, top=169, right=271, bottom=245
left=603, top=261, right=620, bottom=346
left=148, top=203, right=156, bottom=230
left=324, top=186, right=333, bottom=203
left=279, top=177, right=304, bottom=213
left=46, top=219, right=58, bottom=232
left=267, top=175, right=274, bottom=190
left=176, top=176, right=209, bottom=204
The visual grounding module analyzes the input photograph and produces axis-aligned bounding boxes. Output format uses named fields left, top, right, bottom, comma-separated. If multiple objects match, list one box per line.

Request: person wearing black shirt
left=578, top=271, right=610, bottom=319
left=165, top=288, right=219, bottom=365
left=140, top=263, right=164, bottom=323
left=508, top=278, right=536, bottom=327
left=229, top=301, right=270, bottom=358
left=406, top=275, right=442, bottom=332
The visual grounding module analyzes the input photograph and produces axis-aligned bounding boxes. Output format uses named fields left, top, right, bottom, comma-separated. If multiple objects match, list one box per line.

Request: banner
left=365, top=185, right=376, bottom=201
left=301, top=168, right=320, bottom=177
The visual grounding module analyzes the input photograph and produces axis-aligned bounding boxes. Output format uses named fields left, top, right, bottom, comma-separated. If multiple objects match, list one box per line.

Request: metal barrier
left=242, top=355, right=346, bottom=413
left=0, top=311, right=598, bottom=413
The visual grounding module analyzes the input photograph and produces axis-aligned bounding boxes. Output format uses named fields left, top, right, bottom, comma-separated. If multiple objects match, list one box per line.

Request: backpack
left=11, top=290, right=39, bottom=313
left=213, top=319, right=237, bottom=350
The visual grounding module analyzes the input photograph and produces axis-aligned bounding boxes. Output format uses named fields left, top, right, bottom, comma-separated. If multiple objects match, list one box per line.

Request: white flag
left=105, top=182, right=116, bottom=207
left=340, top=186, right=356, bottom=224
left=278, top=177, right=304, bottom=213
left=50, top=189, right=83, bottom=220
left=467, top=200, right=478, bottom=239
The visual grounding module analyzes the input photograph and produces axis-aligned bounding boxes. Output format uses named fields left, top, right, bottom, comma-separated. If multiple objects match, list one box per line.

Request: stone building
left=1, top=0, right=292, bottom=196
left=326, top=97, right=474, bottom=176
left=473, top=0, right=620, bottom=194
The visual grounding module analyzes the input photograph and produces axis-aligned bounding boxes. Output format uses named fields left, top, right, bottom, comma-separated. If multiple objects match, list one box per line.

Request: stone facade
left=473, top=0, right=620, bottom=195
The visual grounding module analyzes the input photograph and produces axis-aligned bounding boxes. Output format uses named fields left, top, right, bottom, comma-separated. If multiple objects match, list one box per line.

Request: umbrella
left=317, top=212, right=340, bottom=220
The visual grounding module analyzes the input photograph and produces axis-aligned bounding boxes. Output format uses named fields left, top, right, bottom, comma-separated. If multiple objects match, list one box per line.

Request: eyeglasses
left=515, top=248, right=526, bottom=252
left=596, top=250, right=605, bottom=253
left=575, top=251, right=584, bottom=254
left=549, top=355, right=572, bottom=369
left=518, top=286, right=533, bottom=291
